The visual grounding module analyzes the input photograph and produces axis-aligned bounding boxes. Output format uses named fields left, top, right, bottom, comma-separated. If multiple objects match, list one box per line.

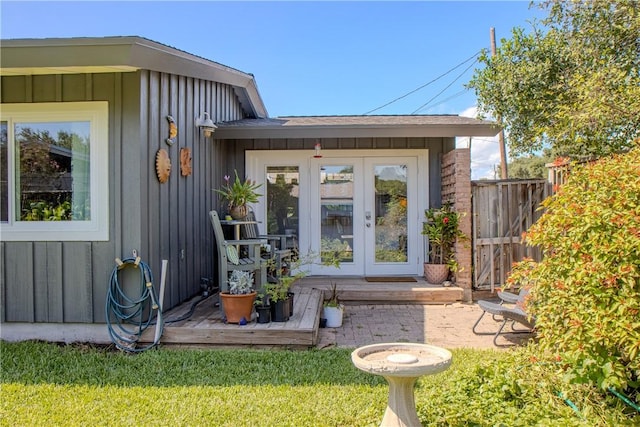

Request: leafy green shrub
left=509, top=145, right=640, bottom=391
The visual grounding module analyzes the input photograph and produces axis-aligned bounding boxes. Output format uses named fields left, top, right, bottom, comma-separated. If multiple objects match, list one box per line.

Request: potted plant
left=254, top=291, right=271, bottom=324
left=219, top=270, right=257, bottom=324
left=323, top=282, right=343, bottom=327
left=214, top=170, right=262, bottom=219
left=421, top=203, right=466, bottom=284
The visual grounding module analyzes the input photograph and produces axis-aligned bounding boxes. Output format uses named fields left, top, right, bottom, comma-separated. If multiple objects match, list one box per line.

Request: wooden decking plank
left=140, top=278, right=462, bottom=348
left=297, top=289, right=322, bottom=330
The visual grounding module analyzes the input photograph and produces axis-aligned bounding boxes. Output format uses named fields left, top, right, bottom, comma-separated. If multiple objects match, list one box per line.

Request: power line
left=411, top=58, right=479, bottom=114
left=421, top=88, right=470, bottom=111
left=362, top=50, right=483, bottom=115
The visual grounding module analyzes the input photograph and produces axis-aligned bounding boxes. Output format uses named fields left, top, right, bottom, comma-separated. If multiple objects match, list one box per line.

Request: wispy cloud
left=456, top=106, right=503, bottom=180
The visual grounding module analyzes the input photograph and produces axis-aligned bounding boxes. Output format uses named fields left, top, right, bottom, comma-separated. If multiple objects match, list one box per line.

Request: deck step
left=297, top=277, right=463, bottom=304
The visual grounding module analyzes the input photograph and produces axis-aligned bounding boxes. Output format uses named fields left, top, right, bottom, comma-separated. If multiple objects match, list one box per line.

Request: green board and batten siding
left=0, top=70, right=245, bottom=323
left=225, top=136, right=453, bottom=208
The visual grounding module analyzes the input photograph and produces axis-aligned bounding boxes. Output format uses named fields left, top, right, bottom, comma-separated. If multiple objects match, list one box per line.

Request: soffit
left=214, top=115, right=501, bottom=139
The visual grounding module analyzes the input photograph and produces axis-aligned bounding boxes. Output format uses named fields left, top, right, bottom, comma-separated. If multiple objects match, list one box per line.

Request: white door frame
left=246, top=149, right=429, bottom=276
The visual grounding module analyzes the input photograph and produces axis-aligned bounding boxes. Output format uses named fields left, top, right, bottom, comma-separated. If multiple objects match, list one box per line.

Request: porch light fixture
left=313, top=142, right=322, bottom=158
left=195, top=112, right=217, bottom=138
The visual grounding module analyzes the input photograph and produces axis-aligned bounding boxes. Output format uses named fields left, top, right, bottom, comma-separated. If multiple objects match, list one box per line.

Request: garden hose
left=105, top=255, right=163, bottom=352
left=556, top=391, right=583, bottom=419
left=609, top=387, right=640, bottom=413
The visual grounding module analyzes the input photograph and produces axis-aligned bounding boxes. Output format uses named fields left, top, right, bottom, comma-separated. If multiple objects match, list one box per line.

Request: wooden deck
left=141, top=286, right=324, bottom=348
left=141, top=277, right=464, bottom=348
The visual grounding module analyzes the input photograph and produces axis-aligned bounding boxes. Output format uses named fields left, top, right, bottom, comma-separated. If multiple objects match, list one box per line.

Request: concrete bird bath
left=351, top=343, right=452, bottom=427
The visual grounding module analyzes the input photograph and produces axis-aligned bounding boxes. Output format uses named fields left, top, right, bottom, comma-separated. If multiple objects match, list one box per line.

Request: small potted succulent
left=219, top=270, right=256, bottom=324
left=214, top=170, right=262, bottom=219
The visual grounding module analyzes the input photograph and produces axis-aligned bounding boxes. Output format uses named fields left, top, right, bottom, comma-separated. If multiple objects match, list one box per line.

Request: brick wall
left=441, top=149, right=472, bottom=302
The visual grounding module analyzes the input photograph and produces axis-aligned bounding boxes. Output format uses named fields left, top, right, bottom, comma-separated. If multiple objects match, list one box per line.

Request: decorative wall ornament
left=165, top=115, right=177, bottom=146
left=155, top=149, right=171, bottom=183
left=180, top=148, right=192, bottom=177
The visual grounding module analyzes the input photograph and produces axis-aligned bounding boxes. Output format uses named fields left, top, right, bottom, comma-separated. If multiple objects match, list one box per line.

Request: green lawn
left=1, top=341, right=636, bottom=426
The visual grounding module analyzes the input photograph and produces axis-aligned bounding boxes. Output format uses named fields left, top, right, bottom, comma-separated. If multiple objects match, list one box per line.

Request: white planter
left=323, top=305, right=344, bottom=328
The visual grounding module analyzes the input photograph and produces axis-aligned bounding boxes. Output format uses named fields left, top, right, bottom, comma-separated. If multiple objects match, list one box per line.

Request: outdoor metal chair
left=472, top=298, right=536, bottom=346
left=209, top=210, right=266, bottom=293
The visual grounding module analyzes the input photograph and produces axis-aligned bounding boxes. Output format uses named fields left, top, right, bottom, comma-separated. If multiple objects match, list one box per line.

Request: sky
left=1, top=1, right=545, bottom=179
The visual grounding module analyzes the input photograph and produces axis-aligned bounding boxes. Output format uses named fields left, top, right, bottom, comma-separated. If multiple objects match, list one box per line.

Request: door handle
left=366, top=223, right=371, bottom=228
left=365, top=211, right=371, bottom=220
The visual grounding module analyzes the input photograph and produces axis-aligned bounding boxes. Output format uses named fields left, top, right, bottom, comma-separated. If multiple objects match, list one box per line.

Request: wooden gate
left=472, top=179, right=550, bottom=291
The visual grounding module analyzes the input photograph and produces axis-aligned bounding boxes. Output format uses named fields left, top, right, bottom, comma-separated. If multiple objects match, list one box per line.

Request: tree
left=508, top=151, right=553, bottom=179
left=468, top=0, right=640, bottom=158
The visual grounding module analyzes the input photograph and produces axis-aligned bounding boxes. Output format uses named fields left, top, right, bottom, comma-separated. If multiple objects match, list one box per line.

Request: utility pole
left=490, top=27, right=508, bottom=179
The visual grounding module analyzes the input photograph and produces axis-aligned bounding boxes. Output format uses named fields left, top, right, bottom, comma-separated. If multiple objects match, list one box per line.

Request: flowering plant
left=422, top=203, right=465, bottom=267
left=214, top=170, right=263, bottom=209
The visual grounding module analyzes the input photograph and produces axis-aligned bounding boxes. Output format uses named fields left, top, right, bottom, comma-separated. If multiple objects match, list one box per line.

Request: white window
left=0, top=102, right=109, bottom=241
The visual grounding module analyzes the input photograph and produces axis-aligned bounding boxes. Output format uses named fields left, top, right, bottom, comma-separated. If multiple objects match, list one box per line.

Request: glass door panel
left=320, top=165, right=354, bottom=264
left=364, top=157, right=418, bottom=275
left=266, top=166, right=299, bottom=250
left=373, top=165, right=408, bottom=263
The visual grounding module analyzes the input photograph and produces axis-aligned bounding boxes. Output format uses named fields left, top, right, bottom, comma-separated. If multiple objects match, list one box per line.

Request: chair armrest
left=497, top=291, right=520, bottom=304
left=224, top=239, right=265, bottom=246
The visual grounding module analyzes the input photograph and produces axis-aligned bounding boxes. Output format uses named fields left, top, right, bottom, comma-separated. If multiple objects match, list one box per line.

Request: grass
left=1, top=341, right=637, bottom=426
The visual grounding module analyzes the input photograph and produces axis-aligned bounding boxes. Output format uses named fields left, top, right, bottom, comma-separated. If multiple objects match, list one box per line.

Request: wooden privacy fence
left=472, top=179, right=551, bottom=291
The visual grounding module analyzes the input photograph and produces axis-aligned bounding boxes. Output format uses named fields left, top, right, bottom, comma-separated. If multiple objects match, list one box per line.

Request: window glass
left=0, top=102, right=108, bottom=241
left=15, top=121, right=91, bottom=221
left=1, top=122, right=7, bottom=222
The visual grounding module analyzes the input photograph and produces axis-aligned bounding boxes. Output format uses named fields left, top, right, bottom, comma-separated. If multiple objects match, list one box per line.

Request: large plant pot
left=424, top=263, right=449, bottom=284
left=220, top=291, right=256, bottom=324
left=270, top=299, right=290, bottom=322
left=323, top=305, right=344, bottom=328
left=229, top=205, right=248, bottom=220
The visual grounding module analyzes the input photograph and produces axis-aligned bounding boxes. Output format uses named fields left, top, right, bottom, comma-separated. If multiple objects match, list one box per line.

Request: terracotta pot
left=220, top=291, right=256, bottom=323
left=229, top=205, right=248, bottom=220
left=424, top=263, right=449, bottom=284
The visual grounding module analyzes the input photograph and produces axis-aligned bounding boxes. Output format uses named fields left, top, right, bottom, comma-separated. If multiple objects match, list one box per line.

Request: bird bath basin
left=351, top=343, right=452, bottom=427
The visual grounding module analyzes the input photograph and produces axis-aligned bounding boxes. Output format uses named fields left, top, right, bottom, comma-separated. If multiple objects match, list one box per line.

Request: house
left=0, top=36, right=499, bottom=342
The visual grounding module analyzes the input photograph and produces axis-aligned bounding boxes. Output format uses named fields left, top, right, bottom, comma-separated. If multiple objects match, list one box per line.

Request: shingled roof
left=214, top=115, right=500, bottom=139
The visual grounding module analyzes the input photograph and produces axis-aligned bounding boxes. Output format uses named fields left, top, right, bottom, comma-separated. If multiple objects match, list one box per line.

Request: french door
left=310, top=156, right=419, bottom=275
left=247, top=150, right=427, bottom=277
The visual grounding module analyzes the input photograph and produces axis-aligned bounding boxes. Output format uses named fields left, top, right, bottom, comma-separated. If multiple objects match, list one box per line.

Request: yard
left=1, top=341, right=636, bottom=426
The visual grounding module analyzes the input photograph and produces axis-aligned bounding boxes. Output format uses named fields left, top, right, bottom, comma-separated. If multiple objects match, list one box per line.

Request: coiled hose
left=105, top=256, right=163, bottom=352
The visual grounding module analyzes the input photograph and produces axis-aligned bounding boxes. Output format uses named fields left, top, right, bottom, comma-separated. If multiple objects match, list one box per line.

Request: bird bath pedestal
left=351, top=343, right=452, bottom=427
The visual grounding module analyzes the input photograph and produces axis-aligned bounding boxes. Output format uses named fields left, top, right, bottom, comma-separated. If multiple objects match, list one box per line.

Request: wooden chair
left=240, top=211, right=292, bottom=281
left=209, top=210, right=266, bottom=293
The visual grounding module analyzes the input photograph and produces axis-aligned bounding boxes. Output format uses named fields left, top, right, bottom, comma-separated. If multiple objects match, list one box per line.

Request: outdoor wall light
left=313, top=142, right=322, bottom=158
left=195, top=112, right=217, bottom=138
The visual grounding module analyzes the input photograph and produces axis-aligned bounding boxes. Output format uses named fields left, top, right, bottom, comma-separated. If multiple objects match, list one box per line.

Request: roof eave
left=214, top=123, right=501, bottom=139
left=0, top=36, right=268, bottom=118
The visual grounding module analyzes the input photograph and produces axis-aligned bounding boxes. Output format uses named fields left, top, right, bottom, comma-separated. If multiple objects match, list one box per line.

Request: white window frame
left=1, top=102, right=109, bottom=241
